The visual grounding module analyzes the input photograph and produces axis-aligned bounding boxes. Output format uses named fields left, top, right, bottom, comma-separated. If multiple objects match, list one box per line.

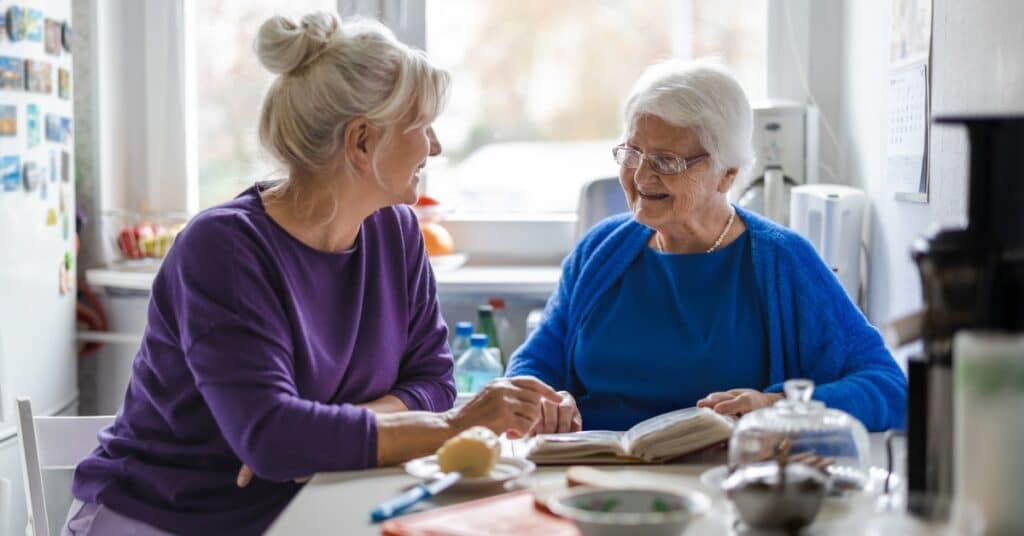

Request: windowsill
left=86, top=263, right=562, bottom=298
left=434, top=265, right=560, bottom=298
left=444, top=212, right=577, bottom=223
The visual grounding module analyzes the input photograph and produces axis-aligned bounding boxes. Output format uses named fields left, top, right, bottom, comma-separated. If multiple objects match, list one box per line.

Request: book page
left=526, top=430, right=627, bottom=461
left=622, top=407, right=705, bottom=449
left=623, top=407, right=734, bottom=460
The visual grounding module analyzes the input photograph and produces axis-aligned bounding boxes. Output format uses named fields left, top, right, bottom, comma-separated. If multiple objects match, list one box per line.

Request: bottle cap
left=488, top=298, right=506, bottom=310
left=455, top=321, right=473, bottom=336
left=477, top=304, right=494, bottom=317
left=470, top=333, right=489, bottom=347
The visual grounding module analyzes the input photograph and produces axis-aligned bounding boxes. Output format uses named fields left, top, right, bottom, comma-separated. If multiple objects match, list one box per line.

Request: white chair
left=16, top=397, right=113, bottom=536
left=574, top=176, right=629, bottom=241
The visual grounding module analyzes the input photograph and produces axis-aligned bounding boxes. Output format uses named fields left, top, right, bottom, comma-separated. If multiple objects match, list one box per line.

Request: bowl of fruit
left=107, top=210, right=190, bottom=264
left=412, top=195, right=466, bottom=271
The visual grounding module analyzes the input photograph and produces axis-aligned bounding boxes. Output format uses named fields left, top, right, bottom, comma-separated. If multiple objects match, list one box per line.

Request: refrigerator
left=0, top=0, right=78, bottom=534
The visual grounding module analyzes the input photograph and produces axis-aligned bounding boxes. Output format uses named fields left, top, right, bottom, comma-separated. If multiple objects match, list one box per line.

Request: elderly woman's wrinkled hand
left=532, top=390, right=582, bottom=435
left=696, top=388, right=783, bottom=418
left=446, top=376, right=563, bottom=439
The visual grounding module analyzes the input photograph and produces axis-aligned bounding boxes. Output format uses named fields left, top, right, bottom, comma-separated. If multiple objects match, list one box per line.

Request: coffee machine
left=907, top=116, right=1024, bottom=502
left=734, top=100, right=819, bottom=225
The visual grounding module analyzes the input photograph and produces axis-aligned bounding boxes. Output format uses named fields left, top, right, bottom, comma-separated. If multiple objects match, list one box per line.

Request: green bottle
left=476, top=304, right=504, bottom=370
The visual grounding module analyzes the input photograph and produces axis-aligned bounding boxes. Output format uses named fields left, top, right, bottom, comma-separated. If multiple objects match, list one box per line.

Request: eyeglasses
left=612, top=145, right=709, bottom=175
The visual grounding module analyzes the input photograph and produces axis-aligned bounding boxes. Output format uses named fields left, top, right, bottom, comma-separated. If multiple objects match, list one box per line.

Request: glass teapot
left=728, top=379, right=871, bottom=492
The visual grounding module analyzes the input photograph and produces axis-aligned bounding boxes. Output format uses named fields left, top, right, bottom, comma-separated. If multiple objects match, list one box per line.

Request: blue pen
left=370, top=471, right=462, bottom=522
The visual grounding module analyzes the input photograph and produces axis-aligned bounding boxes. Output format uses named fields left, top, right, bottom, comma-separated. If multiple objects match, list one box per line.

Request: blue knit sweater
left=506, top=206, right=907, bottom=432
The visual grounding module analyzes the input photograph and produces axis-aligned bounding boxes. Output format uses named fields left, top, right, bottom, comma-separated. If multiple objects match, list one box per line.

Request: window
left=423, top=0, right=767, bottom=215
left=193, top=0, right=337, bottom=209
left=190, top=1, right=767, bottom=212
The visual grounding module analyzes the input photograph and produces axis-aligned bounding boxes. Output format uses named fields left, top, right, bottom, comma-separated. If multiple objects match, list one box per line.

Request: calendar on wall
left=886, top=62, right=929, bottom=202
left=887, top=0, right=932, bottom=203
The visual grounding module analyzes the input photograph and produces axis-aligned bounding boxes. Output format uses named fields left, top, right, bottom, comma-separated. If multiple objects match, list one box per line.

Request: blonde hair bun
left=256, top=12, right=340, bottom=75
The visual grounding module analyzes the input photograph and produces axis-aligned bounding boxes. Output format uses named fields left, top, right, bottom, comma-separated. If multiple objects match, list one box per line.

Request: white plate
left=404, top=455, right=535, bottom=490
left=699, top=464, right=902, bottom=497
left=428, top=252, right=468, bottom=272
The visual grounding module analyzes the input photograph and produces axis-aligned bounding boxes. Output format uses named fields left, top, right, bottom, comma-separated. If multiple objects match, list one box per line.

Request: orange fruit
left=421, top=222, right=455, bottom=256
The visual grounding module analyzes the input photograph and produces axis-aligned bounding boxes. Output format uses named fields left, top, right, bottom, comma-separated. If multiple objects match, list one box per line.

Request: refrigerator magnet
left=62, top=213, right=69, bottom=240
left=44, top=113, right=62, bottom=142
left=66, top=254, right=75, bottom=291
left=60, top=151, right=68, bottom=182
left=58, top=260, right=67, bottom=295
left=0, top=56, right=24, bottom=89
left=39, top=174, right=47, bottom=200
left=25, top=60, right=52, bottom=93
left=22, top=161, right=38, bottom=192
left=58, top=68, right=70, bottom=99
left=6, top=7, right=24, bottom=42
left=0, top=105, right=15, bottom=136
left=25, top=8, right=42, bottom=42
left=49, top=150, right=56, bottom=182
left=27, top=104, right=39, bottom=147
left=61, top=21, right=71, bottom=52
left=46, top=208, right=57, bottom=226
left=44, top=18, right=60, bottom=55
left=1, top=155, right=19, bottom=191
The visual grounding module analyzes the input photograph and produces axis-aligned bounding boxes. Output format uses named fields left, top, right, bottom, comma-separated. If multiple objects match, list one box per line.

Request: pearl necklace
left=655, top=207, right=736, bottom=254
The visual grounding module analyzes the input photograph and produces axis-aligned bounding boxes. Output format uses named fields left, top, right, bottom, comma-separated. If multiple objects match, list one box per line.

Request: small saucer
left=700, top=464, right=902, bottom=498
left=404, top=455, right=535, bottom=490
left=428, top=252, right=468, bottom=272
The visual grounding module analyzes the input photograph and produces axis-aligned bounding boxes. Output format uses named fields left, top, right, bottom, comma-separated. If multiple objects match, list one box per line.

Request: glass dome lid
left=728, top=379, right=871, bottom=492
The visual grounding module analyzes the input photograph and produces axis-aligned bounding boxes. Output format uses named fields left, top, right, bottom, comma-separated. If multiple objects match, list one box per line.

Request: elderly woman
left=509, top=60, right=906, bottom=435
left=67, top=13, right=559, bottom=535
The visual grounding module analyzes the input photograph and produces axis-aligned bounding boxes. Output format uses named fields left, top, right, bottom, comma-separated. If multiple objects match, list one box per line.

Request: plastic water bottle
left=454, top=334, right=503, bottom=394
left=477, top=305, right=503, bottom=370
left=488, top=298, right=514, bottom=368
left=449, top=321, right=473, bottom=361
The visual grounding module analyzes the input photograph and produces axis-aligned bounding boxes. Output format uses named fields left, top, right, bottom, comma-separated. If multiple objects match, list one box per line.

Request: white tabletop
left=267, top=433, right=963, bottom=535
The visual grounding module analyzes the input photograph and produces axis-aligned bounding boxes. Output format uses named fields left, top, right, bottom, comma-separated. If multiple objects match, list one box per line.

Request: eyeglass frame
left=612, top=145, right=709, bottom=175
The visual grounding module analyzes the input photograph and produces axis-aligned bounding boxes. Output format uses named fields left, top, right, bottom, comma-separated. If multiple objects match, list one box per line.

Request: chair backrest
left=575, top=176, right=629, bottom=241
left=16, top=397, right=113, bottom=536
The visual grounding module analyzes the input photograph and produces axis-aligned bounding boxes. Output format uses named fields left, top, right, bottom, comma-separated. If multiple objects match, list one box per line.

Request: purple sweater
left=72, top=185, right=456, bottom=534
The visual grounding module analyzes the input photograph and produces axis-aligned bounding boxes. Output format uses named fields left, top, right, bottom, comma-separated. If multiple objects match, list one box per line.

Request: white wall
left=839, top=0, right=1024, bottom=335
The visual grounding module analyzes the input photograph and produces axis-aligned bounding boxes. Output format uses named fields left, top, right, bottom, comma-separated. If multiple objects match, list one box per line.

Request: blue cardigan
left=506, top=207, right=907, bottom=432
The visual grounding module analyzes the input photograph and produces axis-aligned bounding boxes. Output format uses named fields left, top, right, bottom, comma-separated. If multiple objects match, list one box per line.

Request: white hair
left=622, top=59, right=754, bottom=177
left=256, top=12, right=449, bottom=182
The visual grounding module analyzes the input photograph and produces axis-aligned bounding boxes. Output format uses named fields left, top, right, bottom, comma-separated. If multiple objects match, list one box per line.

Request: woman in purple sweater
left=65, top=13, right=561, bottom=535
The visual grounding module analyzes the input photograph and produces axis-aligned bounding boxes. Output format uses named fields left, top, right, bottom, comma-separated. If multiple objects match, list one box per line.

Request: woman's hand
left=236, top=466, right=310, bottom=488
left=696, top=389, right=783, bottom=418
left=532, top=391, right=582, bottom=434
left=445, top=376, right=563, bottom=439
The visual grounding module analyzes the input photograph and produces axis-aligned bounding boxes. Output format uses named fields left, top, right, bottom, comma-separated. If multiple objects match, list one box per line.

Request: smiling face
left=619, top=114, right=733, bottom=231
left=374, top=124, right=442, bottom=205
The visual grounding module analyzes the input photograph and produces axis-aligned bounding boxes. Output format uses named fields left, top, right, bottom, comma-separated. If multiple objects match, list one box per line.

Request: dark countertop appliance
left=907, top=116, right=1024, bottom=505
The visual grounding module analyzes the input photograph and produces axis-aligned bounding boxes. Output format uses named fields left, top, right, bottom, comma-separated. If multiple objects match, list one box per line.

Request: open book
left=525, top=407, right=734, bottom=464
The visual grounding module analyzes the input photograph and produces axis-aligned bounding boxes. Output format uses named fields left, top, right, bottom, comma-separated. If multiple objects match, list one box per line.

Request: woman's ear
left=718, top=168, right=739, bottom=193
left=343, top=117, right=373, bottom=173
